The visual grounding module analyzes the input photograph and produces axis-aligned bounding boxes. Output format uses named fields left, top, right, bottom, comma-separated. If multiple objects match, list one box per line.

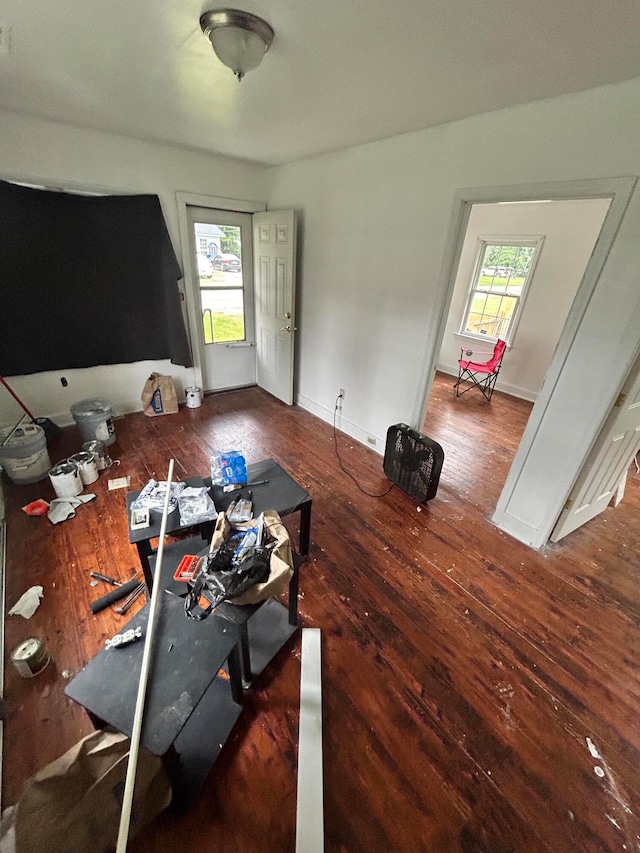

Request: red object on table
left=173, top=555, right=203, bottom=582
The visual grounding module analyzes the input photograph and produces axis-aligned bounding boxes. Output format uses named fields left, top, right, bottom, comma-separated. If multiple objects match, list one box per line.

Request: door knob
left=279, top=325, right=298, bottom=333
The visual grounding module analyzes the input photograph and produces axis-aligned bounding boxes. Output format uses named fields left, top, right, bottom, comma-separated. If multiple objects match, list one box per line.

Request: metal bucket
left=67, top=451, right=99, bottom=485
left=82, top=440, right=112, bottom=471
left=49, top=461, right=83, bottom=498
left=70, top=398, right=116, bottom=446
left=11, top=637, right=50, bottom=678
left=0, top=423, right=51, bottom=484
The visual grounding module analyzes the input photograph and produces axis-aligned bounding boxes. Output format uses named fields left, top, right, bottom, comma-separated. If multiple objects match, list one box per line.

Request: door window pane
left=200, top=289, right=245, bottom=344
left=193, top=222, right=245, bottom=343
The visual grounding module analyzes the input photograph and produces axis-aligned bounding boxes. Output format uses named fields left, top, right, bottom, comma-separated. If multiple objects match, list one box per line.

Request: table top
left=64, top=595, right=242, bottom=755
left=127, top=458, right=311, bottom=545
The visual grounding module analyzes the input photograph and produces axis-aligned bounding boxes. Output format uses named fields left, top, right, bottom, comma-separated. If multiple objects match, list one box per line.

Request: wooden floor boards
left=3, top=373, right=640, bottom=852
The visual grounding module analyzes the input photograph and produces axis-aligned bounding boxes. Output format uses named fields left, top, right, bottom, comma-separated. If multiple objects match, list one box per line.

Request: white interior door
left=187, top=206, right=256, bottom=392
left=550, top=352, right=640, bottom=542
left=253, top=210, right=298, bottom=405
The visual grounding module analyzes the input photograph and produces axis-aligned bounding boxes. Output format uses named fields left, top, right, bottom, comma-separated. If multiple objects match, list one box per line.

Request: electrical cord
left=333, top=394, right=394, bottom=498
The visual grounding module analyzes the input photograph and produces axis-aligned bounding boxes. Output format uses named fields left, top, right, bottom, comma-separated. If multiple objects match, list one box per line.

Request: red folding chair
left=453, top=339, right=506, bottom=401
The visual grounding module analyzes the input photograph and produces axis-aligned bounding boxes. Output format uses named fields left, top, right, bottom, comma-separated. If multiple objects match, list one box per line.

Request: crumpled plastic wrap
left=130, top=479, right=185, bottom=514
left=177, top=486, right=218, bottom=526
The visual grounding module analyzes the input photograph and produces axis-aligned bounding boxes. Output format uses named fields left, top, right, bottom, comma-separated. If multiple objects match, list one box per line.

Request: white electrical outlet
left=337, top=388, right=345, bottom=408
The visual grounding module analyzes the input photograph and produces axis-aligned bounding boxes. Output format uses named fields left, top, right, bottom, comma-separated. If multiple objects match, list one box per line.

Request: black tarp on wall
left=0, top=180, right=193, bottom=376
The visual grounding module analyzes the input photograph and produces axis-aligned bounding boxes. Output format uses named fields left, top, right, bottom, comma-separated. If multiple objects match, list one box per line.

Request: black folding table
left=65, top=594, right=244, bottom=804
left=127, top=458, right=312, bottom=594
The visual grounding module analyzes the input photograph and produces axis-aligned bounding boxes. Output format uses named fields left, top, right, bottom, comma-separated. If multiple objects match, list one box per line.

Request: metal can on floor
left=48, top=461, right=83, bottom=498
left=185, top=386, right=202, bottom=408
left=82, top=440, right=112, bottom=471
left=67, top=451, right=99, bottom=485
left=11, top=637, right=51, bottom=678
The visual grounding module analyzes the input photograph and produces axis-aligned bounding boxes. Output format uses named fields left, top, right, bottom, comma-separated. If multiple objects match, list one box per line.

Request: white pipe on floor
left=295, top=628, right=324, bottom=853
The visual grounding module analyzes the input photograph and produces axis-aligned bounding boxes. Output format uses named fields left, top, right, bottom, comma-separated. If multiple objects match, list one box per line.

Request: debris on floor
left=8, top=585, right=44, bottom=619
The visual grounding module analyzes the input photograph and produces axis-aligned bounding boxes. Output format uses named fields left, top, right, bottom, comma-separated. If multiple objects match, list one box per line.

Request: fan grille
left=383, top=424, right=444, bottom=502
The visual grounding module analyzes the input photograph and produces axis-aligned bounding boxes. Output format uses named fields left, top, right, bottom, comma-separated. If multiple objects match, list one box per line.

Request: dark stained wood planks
left=3, top=373, right=640, bottom=852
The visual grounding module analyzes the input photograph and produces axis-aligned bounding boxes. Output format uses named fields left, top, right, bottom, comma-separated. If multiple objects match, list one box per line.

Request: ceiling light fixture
left=200, top=9, right=274, bottom=82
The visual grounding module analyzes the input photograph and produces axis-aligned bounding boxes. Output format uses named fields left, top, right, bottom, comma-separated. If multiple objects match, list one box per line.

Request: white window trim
left=458, top=234, right=545, bottom=346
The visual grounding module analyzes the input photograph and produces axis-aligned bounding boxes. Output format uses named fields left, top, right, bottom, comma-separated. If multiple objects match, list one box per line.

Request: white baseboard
left=14, top=398, right=150, bottom=432
left=436, top=363, right=538, bottom=403
left=295, top=393, right=385, bottom=456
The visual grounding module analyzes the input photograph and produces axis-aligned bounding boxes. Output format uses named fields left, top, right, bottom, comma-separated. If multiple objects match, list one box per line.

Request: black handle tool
left=90, top=572, right=122, bottom=587
left=90, top=578, right=143, bottom=614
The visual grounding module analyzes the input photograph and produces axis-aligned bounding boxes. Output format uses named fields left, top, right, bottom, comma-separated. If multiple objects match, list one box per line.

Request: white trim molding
left=414, top=176, right=638, bottom=549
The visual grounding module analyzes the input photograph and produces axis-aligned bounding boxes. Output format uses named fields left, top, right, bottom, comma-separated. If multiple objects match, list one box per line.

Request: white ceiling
left=1, top=0, right=640, bottom=166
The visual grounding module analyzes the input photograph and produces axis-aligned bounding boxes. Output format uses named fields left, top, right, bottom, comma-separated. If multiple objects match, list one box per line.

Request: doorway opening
left=421, top=197, right=611, bottom=517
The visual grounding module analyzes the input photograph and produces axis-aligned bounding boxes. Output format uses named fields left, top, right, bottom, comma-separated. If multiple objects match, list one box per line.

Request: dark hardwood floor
left=3, top=373, right=640, bottom=852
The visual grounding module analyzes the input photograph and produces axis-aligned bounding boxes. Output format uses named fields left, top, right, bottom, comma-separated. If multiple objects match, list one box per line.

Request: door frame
left=176, top=191, right=266, bottom=392
left=413, top=176, right=638, bottom=549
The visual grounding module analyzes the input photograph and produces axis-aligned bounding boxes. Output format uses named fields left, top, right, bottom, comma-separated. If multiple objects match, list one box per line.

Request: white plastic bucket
left=70, top=398, right=116, bottom=446
left=0, top=424, right=51, bottom=484
left=49, top=461, right=83, bottom=498
left=67, top=451, right=99, bottom=485
left=185, top=386, right=202, bottom=408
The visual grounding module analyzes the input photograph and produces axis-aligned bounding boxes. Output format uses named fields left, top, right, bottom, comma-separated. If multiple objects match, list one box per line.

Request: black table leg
left=299, top=499, right=312, bottom=557
left=136, top=540, right=154, bottom=591
left=86, top=709, right=108, bottom=730
left=288, top=568, right=299, bottom=627
left=163, top=746, right=194, bottom=814
left=239, top=624, right=253, bottom=686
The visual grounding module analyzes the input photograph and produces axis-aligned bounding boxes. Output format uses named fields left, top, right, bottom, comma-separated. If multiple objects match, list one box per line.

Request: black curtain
left=0, top=180, right=193, bottom=376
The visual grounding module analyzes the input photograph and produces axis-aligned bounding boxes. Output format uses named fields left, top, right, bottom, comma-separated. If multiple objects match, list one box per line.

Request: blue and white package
left=218, top=451, right=247, bottom=485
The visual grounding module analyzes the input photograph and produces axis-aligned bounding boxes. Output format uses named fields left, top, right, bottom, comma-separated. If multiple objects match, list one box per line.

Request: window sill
left=455, top=332, right=511, bottom=349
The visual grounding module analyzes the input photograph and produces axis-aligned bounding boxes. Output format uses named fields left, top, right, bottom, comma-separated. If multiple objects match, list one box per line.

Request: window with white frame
left=460, top=237, right=543, bottom=344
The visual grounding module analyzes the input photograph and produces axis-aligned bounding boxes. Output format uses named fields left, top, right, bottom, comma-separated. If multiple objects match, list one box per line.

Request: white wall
left=3, top=80, right=640, bottom=548
left=266, top=78, right=640, bottom=450
left=437, top=198, right=611, bottom=400
left=0, top=110, right=267, bottom=428
left=267, top=78, right=640, bottom=547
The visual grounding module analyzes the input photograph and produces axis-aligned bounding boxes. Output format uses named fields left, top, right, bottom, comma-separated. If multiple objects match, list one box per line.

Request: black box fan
left=383, top=424, right=444, bottom=502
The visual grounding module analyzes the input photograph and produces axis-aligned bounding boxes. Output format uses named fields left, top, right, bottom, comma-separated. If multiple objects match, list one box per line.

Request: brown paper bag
left=209, top=508, right=294, bottom=605
left=141, top=372, right=179, bottom=416
left=7, top=730, right=171, bottom=853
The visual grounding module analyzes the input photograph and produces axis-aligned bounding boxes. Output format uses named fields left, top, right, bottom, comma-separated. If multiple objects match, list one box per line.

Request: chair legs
left=453, top=367, right=500, bottom=401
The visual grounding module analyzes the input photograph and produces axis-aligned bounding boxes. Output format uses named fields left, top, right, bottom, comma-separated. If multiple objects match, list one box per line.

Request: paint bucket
left=0, top=423, right=51, bottom=485
left=82, top=440, right=112, bottom=471
left=49, top=461, right=83, bottom=498
left=67, top=451, right=99, bottom=485
left=70, top=398, right=116, bottom=446
left=185, top=386, right=202, bottom=409
left=11, top=637, right=51, bottom=678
